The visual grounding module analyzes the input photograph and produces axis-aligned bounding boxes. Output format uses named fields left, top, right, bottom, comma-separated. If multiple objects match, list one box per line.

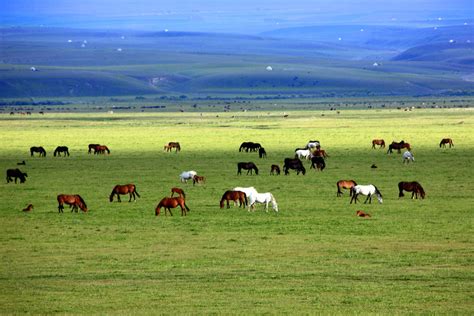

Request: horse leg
left=129, top=192, right=133, bottom=202
left=350, top=194, right=356, bottom=204
left=117, top=194, right=121, bottom=202
left=168, top=208, right=173, bottom=216
left=364, top=194, right=371, bottom=204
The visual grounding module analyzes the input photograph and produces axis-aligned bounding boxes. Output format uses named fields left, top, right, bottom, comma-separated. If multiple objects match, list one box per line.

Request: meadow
left=0, top=108, right=473, bottom=314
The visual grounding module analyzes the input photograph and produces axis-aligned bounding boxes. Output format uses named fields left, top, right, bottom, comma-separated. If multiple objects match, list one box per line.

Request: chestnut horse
left=356, top=210, right=371, bottom=218
left=220, top=190, right=247, bottom=209
left=109, top=184, right=140, bottom=202
left=171, top=187, right=186, bottom=199
left=22, top=204, right=34, bottom=212
left=192, top=175, right=205, bottom=186
left=30, top=146, right=46, bottom=157
left=372, top=139, right=385, bottom=149
left=57, top=194, right=87, bottom=213
left=166, top=142, right=181, bottom=152
left=336, top=180, right=357, bottom=197
left=155, top=197, right=189, bottom=216
left=398, top=181, right=425, bottom=199
left=95, top=145, right=110, bottom=154
left=387, top=141, right=411, bottom=154
left=439, top=138, right=454, bottom=148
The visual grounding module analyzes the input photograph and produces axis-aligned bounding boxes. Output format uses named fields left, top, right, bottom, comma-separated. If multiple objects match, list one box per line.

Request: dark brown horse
left=57, top=194, right=87, bottom=213
left=310, top=156, right=326, bottom=171
left=30, top=146, right=46, bottom=157
left=54, top=146, right=70, bottom=157
left=166, top=142, right=181, bottom=152
left=109, top=184, right=140, bottom=202
left=356, top=210, right=371, bottom=218
left=22, top=204, right=34, bottom=212
left=155, top=197, right=189, bottom=216
left=398, top=181, right=425, bottom=199
left=95, top=145, right=110, bottom=154
left=237, top=162, right=259, bottom=175
left=372, top=139, right=385, bottom=149
left=440, top=138, right=454, bottom=148
left=192, top=175, right=205, bottom=186
left=283, top=158, right=306, bottom=175
left=220, top=190, right=247, bottom=209
left=270, top=164, right=280, bottom=175
left=88, top=144, right=100, bottom=154
left=258, top=147, right=267, bottom=158
left=387, top=141, right=411, bottom=154
left=171, top=187, right=186, bottom=199
left=6, top=169, right=28, bottom=183
left=336, top=180, right=357, bottom=197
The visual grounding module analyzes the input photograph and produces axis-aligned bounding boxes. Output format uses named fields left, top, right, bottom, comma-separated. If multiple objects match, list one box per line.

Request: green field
left=0, top=108, right=473, bottom=314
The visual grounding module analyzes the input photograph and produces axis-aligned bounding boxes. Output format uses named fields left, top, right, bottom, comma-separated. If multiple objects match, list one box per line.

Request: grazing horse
left=402, top=151, right=415, bottom=163
left=237, top=162, right=259, bottom=175
left=57, top=194, right=87, bottom=213
left=372, top=139, right=385, bottom=149
left=239, top=142, right=261, bottom=152
left=180, top=171, right=197, bottom=183
left=356, top=210, right=371, bottom=218
left=54, top=146, right=69, bottom=157
left=295, top=149, right=312, bottom=160
left=94, top=145, right=110, bottom=155
left=350, top=185, right=383, bottom=204
left=233, top=187, right=258, bottom=208
left=88, top=144, right=100, bottom=154
left=109, top=184, right=140, bottom=202
left=310, top=156, right=326, bottom=171
left=336, top=180, right=357, bottom=197
left=398, top=181, right=425, bottom=199
left=6, top=169, right=28, bottom=183
left=387, top=141, right=411, bottom=154
left=258, top=147, right=267, bottom=158
left=249, top=192, right=278, bottom=213
left=192, top=175, right=205, bottom=186
left=30, top=146, right=46, bottom=157
left=283, top=158, right=306, bottom=175
left=171, top=187, right=186, bottom=199
left=220, top=190, right=247, bottom=209
left=155, top=197, right=189, bottom=216
left=167, top=142, right=181, bottom=152
left=440, top=138, right=454, bottom=148
left=22, top=204, right=34, bottom=212
left=270, top=164, right=281, bottom=175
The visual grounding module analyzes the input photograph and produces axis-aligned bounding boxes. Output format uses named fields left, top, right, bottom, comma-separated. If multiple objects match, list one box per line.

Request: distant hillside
left=393, top=42, right=474, bottom=65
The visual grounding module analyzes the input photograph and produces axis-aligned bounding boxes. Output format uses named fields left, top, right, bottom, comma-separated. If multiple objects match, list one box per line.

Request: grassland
left=0, top=108, right=473, bottom=314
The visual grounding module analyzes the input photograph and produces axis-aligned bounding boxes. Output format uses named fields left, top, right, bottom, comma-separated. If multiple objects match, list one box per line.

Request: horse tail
left=133, top=186, right=141, bottom=198
left=398, top=182, right=404, bottom=197
left=336, top=182, right=342, bottom=196
left=184, top=202, right=190, bottom=212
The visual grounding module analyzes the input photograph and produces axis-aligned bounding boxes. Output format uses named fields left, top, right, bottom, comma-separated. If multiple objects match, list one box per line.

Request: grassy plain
left=0, top=108, right=473, bottom=314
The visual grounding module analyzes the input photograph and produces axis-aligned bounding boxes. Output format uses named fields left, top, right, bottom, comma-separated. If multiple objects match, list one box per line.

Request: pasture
left=0, top=108, right=473, bottom=314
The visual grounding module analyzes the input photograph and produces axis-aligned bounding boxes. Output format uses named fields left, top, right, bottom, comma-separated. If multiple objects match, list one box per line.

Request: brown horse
left=387, top=141, right=411, bottom=154
left=57, top=194, right=87, bottom=213
left=192, top=175, right=205, bottom=186
left=95, top=145, right=110, bottom=155
left=88, top=144, right=100, bottom=154
left=166, top=142, right=181, bottom=152
left=440, top=138, right=454, bottom=148
left=237, top=162, right=259, bottom=175
left=109, top=184, right=140, bottom=202
left=220, top=190, right=247, bottom=209
left=22, top=204, right=34, bottom=212
left=155, top=197, right=189, bottom=216
left=372, top=139, right=385, bottom=149
left=336, top=180, right=357, bottom=197
left=171, top=187, right=186, bottom=199
left=356, top=210, right=371, bottom=218
left=312, top=149, right=329, bottom=158
left=398, top=181, right=425, bottom=199
left=270, top=164, right=280, bottom=175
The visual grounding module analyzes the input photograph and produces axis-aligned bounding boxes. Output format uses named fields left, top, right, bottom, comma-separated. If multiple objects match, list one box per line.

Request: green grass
left=0, top=108, right=473, bottom=314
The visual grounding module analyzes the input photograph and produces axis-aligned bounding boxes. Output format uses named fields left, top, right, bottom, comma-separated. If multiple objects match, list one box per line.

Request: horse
left=192, top=175, right=205, bottom=186
left=398, top=181, right=425, bottom=199
left=54, top=146, right=69, bottom=157
left=88, top=144, right=100, bottom=154
left=310, top=156, right=326, bottom=171
left=109, top=184, right=140, bottom=202
left=57, top=194, right=87, bottom=213
left=179, top=171, right=197, bottom=183
left=155, top=197, right=189, bottom=216
left=239, top=142, right=261, bottom=152
left=249, top=192, right=278, bottom=213
left=387, top=141, right=411, bottom=154
left=336, top=180, right=357, bottom=197
left=167, top=142, right=181, bottom=152
left=171, top=187, right=186, bottom=199
left=440, top=138, right=454, bottom=148
left=295, top=149, right=312, bottom=160
left=6, top=169, right=28, bottom=183
left=356, top=210, right=371, bottom=218
left=233, top=187, right=258, bottom=207
left=22, top=204, right=34, bottom=212
left=237, top=162, right=259, bottom=175
left=305, top=140, right=320, bottom=149
left=30, top=146, right=46, bottom=157
left=258, top=147, right=267, bottom=158
left=372, top=139, right=385, bottom=149
left=94, top=145, right=110, bottom=155
left=350, top=185, right=383, bottom=204
left=283, top=158, right=306, bottom=175
left=402, top=151, right=415, bottom=163
left=312, top=149, right=329, bottom=158
left=220, top=190, right=247, bottom=209
left=270, top=164, right=280, bottom=175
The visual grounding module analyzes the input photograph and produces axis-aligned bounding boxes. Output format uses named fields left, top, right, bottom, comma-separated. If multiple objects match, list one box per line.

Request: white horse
left=307, top=141, right=320, bottom=149
left=233, top=187, right=258, bottom=207
left=249, top=192, right=278, bottom=212
left=403, top=151, right=415, bottom=163
left=295, top=149, right=312, bottom=160
left=179, top=170, right=197, bottom=183
left=350, top=184, right=383, bottom=204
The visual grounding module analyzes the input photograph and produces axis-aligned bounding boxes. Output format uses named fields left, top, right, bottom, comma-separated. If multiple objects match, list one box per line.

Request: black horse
left=30, top=146, right=46, bottom=157
left=310, top=156, right=326, bottom=171
left=54, top=146, right=70, bottom=157
left=237, top=162, right=259, bottom=175
left=258, top=147, right=267, bottom=158
left=239, top=142, right=261, bottom=152
left=283, top=158, right=306, bottom=175
left=387, top=140, right=411, bottom=154
left=6, top=168, right=28, bottom=183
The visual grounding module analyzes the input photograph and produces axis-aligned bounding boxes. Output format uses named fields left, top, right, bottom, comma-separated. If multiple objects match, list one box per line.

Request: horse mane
left=373, top=185, right=382, bottom=197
